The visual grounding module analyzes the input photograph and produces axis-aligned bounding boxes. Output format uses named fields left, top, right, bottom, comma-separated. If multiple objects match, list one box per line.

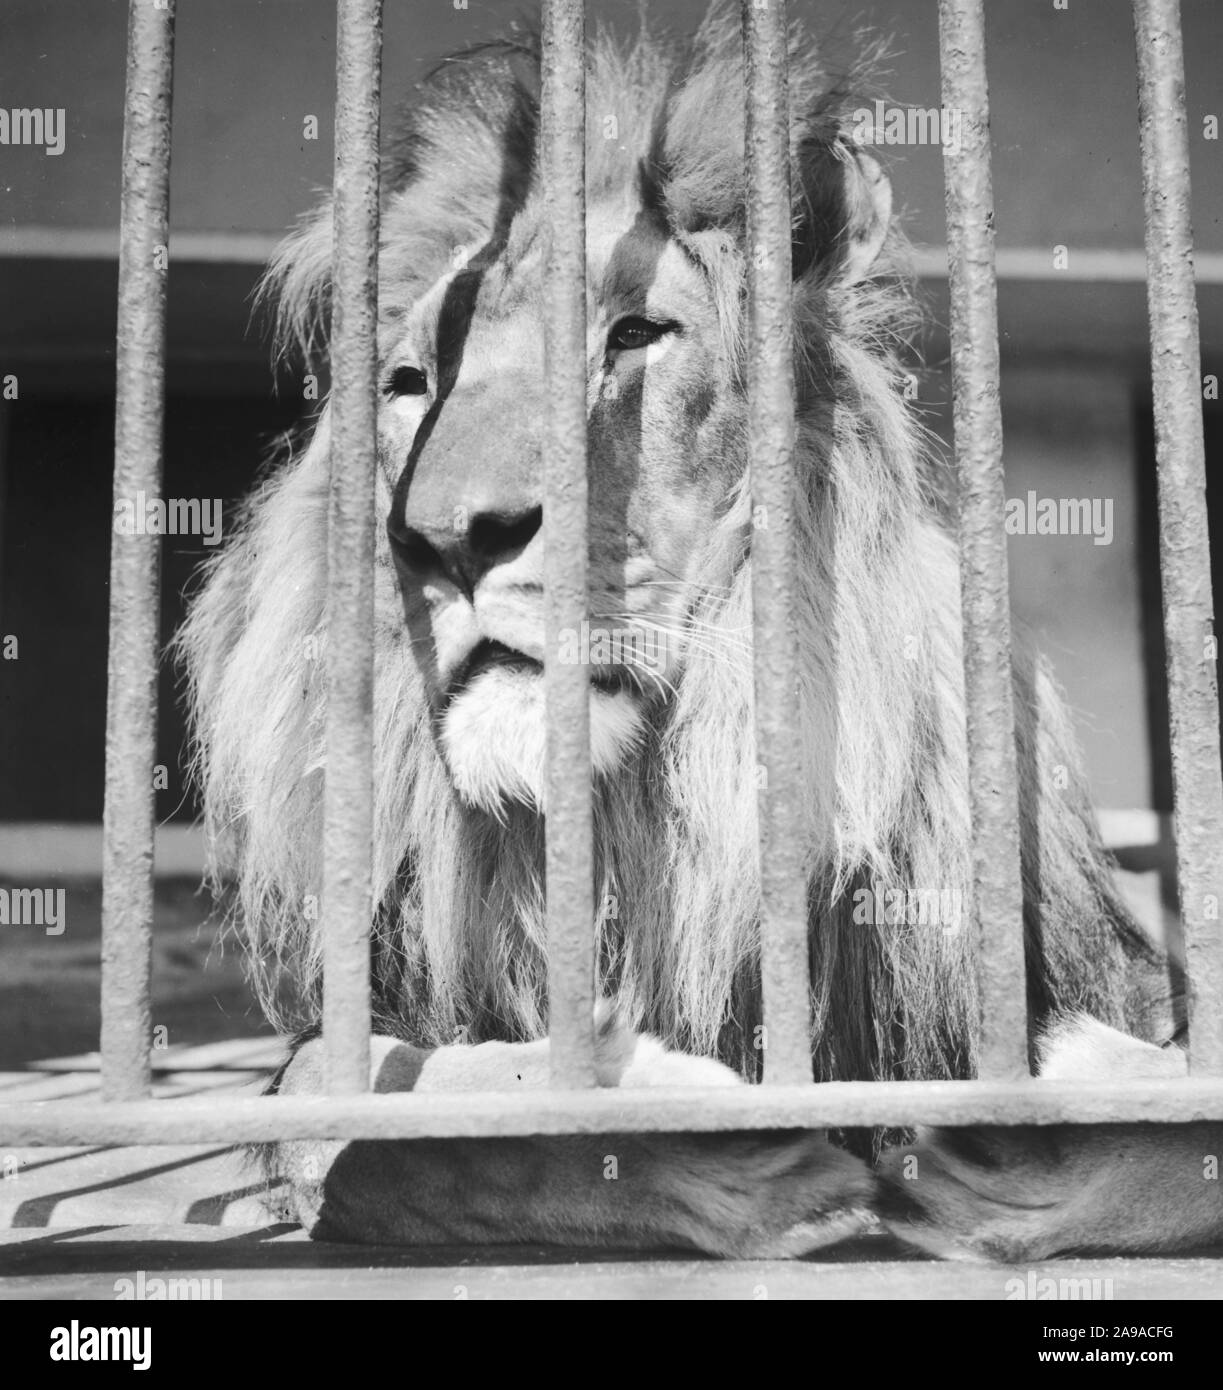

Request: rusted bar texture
left=937, top=0, right=1029, bottom=1081
left=1133, top=0, right=1223, bottom=1076
left=541, top=0, right=597, bottom=1088
left=741, top=0, right=812, bottom=1086
left=5, top=1076, right=1223, bottom=1148
left=101, top=0, right=176, bottom=1103
left=321, top=0, right=382, bottom=1094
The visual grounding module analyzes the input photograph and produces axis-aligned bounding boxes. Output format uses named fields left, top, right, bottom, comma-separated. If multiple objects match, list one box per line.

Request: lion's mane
left=177, top=8, right=1158, bottom=1088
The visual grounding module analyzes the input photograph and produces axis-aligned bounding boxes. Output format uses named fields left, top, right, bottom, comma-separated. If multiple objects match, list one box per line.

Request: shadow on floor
left=0, top=877, right=270, bottom=1068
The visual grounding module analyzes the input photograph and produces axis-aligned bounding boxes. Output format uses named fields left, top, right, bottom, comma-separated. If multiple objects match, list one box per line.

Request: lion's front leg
left=877, top=1016, right=1223, bottom=1260
left=272, top=1025, right=874, bottom=1256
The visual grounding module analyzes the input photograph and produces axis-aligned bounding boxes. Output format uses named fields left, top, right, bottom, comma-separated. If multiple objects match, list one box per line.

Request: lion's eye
left=386, top=365, right=429, bottom=398
left=606, top=317, right=674, bottom=354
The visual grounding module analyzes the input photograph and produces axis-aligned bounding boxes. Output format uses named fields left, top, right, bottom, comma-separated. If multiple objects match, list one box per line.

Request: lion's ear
left=792, top=139, right=892, bottom=286
left=839, top=150, right=892, bottom=283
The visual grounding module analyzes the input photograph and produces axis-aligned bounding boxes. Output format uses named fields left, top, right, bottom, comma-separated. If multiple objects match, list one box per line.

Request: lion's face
left=382, top=201, right=746, bottom=812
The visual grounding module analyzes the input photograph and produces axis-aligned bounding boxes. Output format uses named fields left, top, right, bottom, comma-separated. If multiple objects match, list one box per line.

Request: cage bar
left=320, top=0, right=383, bottom=1095
left=100, top=0, right=176, bottom=1103
left=541, top=0, right=597, bottom=1089
left=7, top=1074, right=1223, bottom=1149
left=937, top=0, right=1029, bottom=1081
left=741, top=0, right=813, bottom=1086
left=1133, top=0, right=1223, bottom=1076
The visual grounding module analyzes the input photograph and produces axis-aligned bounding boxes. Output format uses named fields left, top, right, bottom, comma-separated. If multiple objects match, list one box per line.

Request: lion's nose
left=389, top=503, right=543, bottom=597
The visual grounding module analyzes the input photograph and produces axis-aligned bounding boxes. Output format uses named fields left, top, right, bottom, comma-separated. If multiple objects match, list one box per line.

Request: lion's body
left=178, top=8, right=1218, bottom=1258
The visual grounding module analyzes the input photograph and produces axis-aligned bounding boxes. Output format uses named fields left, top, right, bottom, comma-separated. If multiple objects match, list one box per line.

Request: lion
left=177, top=9, right=1223, bottom=1259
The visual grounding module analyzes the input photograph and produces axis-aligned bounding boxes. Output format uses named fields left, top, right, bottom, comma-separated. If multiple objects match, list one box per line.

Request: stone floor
left=6, top=1226, right=1223, bottom=1300
left=0, top=1039, right=285, bottom=1230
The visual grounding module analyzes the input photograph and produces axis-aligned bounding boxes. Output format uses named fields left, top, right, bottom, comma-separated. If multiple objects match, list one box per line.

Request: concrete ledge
left=0, top=824, right=207, bottom=879
left=2, top=1226, right=1222, bottom=1300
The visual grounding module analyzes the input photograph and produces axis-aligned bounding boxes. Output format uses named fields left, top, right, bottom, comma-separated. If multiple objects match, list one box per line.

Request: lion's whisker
left=596, top=612, right=754, bottom=663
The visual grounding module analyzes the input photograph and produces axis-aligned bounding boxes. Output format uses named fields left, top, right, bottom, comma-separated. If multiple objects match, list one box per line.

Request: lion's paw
left=1037, top=1012, right=1185, bottom=1081
left=875, top=1125, right=1077, bottom=1261
left=592, top=1001, right=741, bottom=1088
left=617, top=1035, right=742, bottom=1089
left=652, top=1129, right=877, bottom=1257
left=877, top=1015, right=1198, bottom=1261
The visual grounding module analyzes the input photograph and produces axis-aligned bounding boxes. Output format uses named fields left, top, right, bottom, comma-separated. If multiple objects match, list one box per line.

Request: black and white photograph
left=0, top=0, right=1221, bottom=1329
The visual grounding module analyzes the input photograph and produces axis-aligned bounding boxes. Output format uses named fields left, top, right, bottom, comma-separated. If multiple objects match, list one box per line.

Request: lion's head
left=364, top=11, right=898, bottom=817
left=179, top=8, right=1156, bottom=1087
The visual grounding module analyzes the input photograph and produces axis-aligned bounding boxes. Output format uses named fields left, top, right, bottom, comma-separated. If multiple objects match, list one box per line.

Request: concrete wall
left=3, top=0, right=1221, bottom=249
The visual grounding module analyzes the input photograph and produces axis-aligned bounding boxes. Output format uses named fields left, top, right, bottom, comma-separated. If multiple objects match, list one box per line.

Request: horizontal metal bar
left=321, top=0, right=383, bottom=1095
left=938, top=0, right=1029, bottom=1080
left=5, top=1078, right=1223, bottom=1147
left=741, top=0, right=812, bottom=1085
left=541, top=0, right=597, bottom=1089
left=101, top=0, right=177, bottom=1104
left=1133, top=0, right=1223, bottom=1077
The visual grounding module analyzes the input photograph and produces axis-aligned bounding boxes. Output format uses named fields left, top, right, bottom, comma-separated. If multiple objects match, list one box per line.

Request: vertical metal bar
left=322, top=0, right=382, bottom=1094
left=1134, top=0, right=1223, bottom=1075
left=541, top=0, right=596, bottom=1087
left=0, top=399, right=10, bottom=622
left=938, top=0, right=1028, bottom=1080
left=101, top=0, right=176, bottom=1102
left=742, top=0, right=812, bottom=1085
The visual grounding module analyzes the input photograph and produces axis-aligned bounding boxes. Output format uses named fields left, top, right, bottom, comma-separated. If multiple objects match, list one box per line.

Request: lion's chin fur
left=439, top=667, right=648, bottom=814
